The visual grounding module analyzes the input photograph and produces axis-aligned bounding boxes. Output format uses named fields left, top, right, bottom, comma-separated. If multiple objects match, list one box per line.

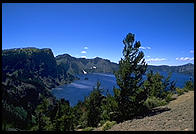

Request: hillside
left=55, top=53, right=194, bottom=76
left=55, top=54, right=119, bottom=74
left=148, top=63, right=194, bottom=76
left=2, top=48, right=75, bottom=88
left=95, top=91, right=194, bottom=131
left=2, top=48, right=76, bottom=129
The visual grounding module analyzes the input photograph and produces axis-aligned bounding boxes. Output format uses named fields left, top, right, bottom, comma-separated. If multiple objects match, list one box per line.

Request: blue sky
left=2, top=3, right=194, bottom=66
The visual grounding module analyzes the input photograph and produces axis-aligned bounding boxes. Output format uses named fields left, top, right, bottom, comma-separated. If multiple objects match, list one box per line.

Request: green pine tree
left=184, top=79, right=194, bottom=91
left=100, top=91, right=119, bottom=123
left=53, top=99, right=74, bottom=131
left=86, top=81, right=104, bottom=127
left=34, top=97, right=54, bottom=131
left=115, top=33, right=148, bottom=121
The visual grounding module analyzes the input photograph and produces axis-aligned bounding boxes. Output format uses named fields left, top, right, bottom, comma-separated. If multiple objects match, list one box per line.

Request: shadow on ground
left=135, top=107, right=171, bottom=119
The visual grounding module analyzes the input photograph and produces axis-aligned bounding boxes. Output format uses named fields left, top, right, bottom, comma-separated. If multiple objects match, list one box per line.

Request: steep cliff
left=2, top=48, right=75, bottom=116
left=55, top=54, right=119, bottom=75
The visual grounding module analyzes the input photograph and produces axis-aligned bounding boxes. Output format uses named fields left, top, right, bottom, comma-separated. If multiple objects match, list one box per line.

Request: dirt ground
left=107, top=91, right=194, bottom=131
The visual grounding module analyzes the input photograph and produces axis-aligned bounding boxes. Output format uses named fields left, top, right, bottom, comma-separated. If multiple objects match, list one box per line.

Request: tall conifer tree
left=115, top=33, right=148, bottom=120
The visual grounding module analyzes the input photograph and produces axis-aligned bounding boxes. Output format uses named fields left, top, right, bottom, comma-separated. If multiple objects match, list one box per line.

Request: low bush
left=176, top=88, right=184, bottom=95
left=82, top=127, right=94, bottom=131
left=102, top=121, right=116, bottom=131
left=144, top=96, right=167, bottom=109
left=165, top=92, right=175, bottom=102
left=183, top=87, right=189, bottom=92
left=184, top=80, right=194, bottom=91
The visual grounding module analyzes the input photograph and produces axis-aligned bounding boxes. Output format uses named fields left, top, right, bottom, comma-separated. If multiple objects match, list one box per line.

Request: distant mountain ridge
left=147, top=63, right=194, bottom=76
left=55, top=54, right=119, bottom=75
left=55, top=53, right=194, bottom=76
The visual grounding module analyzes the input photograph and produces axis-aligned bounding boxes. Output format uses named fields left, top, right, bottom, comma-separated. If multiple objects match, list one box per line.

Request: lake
left=51, top=72, right=193, bottom=106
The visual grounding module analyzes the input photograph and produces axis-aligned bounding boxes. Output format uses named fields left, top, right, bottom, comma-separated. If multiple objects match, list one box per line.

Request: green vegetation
left=30, top=97, right=75, bottom=131
left=175, top=80, right=194, bottom=96
left=82, top=127, right=94, bottom=131
left=102, top=121, right=116, bottom=131
left=176, top=88, right=185, bottom=95
left=142, top=70, right=179, bottom=109
left=144, top=96, right=167, bottom=109
left=100, top=89, right=119, bottom=124
left=86, top=81, right=104, bottom=127
left=184, top=79, right=194, bottom=91
left=114, top=33, right=148, bottom=121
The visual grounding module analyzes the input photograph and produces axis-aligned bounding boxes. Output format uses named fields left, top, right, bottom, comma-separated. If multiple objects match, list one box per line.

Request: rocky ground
left=94, top=91, right=194, bottom=131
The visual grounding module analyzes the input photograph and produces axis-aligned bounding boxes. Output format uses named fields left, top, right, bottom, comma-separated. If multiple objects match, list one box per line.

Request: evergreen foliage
left=184, top=79, right=194, bottom=91
left=53, top=99, right=74, bottom=131
left=114, top=33, right=148, bottom=120
left=144, top=70, right=164, bottom=98
left=143, top=70, right=177, bottom=109
left=102, top=121, right=116, bottom=131
left=144, top=96, right=167, bottom=110
left=72, top=100, right=88, bottom=129
left=82, top=127, right=94, bottom=131
left=100, top=90, right=119, bottom=124
left=86, top=81, right=104, bottom=127
left=34, top=97, right=52, bottom=131
left=176, top=88, right=185, bottom=95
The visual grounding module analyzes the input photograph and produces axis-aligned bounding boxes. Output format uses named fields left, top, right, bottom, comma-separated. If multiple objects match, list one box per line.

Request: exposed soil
left=95, top=91, right=194, bottom=131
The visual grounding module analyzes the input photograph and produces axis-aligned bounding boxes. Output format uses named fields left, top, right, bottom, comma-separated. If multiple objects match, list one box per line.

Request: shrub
left=176, top=88, right=184, bottom=95
left=82, top=127, right=94, bottom=131
left=30, top=125, right=39, bottom=131
left=2, top=122, right=14, bottom=131
left=165, top=91, right=174, bottom=102
left=144, top=96, right=167, bottom=109
left=183, top=87, right=189, bottom=92
left=102, top=121, right=116, bottom=131
left=184, top=80, right=194, bottom=91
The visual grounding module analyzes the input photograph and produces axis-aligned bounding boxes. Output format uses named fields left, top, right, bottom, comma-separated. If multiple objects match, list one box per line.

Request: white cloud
left=146, top=58, right=167, bottom=62
left=190, top=50, right=194, bottom=53
left=147, top=56, right=150, bottom=58
left=176, top=57, right=194, bottom=61
left=81, top=51, right=87, bottom=54
left=139, top=46, right=151, bottom=50
left=84, top=46, right=88, bottom=49
left=81, top=56, right=87, bottom=58
left=146, top=47, right=151, bottom=49
left=139, top=47, right=146, bottom=49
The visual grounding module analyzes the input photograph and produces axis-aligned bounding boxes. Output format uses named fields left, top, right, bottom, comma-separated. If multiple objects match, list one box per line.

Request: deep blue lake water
left=51, top=72, right=193, bottom=106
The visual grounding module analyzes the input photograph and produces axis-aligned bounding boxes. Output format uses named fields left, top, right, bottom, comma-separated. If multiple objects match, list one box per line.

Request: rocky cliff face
left=55, top=54, right=119, bottom=75
left=2, top=48, right=75, bottom=89
left=2, top=48, right=74, bottom=111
